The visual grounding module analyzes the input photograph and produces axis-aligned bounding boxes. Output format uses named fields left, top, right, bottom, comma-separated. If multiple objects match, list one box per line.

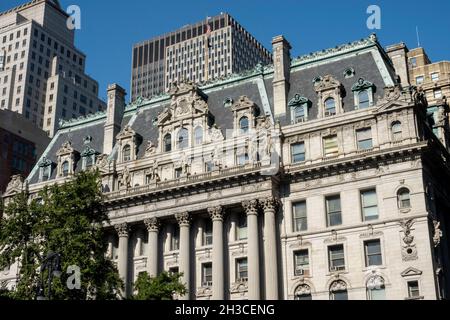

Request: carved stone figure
left=399, top=219, right=418, bottom=261
left=433, top=220, right=443, bottom=248
left=145, top=140, right=156, bottom=157
left=120, top=167, right=131, bottom=190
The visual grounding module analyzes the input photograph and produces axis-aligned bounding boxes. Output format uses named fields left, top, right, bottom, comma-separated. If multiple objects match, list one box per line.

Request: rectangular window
left=365, top=240, right=382, bottom=267
left=408, top=281, right=420, bottom=299
left=294, top=250, right=310, bottom=276
left=237, top=214, right=248, bottom=240
left=434, top=90, right=442, bottom=99
left=431, top=72, right=439, bottom=82
left=361, top=189, right=378, bottom=221
left=175, top=168, right=183, bottom=179
left=202, top=263, right=213, bottom=287
left=204, top=220, right=213, bottom=246
left=323, top=135, right=338, bottom=157
left=415, top=76, right=424, bottom=85
left=326, top=195, right=342, bottom=227
left=291, top=143, right=305, bottom=163
left=409, top=57, right=417, bottom=68
left=328, top=245, right=345, bottom=272
left=356, top=128, right=373, bottom=150
left=171, top=226, right=179, bottom=251
left=293, top=201, right=307, bottom=232
left=236, top=258, right=248, bottom=281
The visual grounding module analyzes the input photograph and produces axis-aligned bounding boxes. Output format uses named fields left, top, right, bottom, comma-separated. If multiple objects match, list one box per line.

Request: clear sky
left=2, top=0, right=450, bottom=102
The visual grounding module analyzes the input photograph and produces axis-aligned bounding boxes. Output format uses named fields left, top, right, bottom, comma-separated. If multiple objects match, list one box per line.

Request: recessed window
left=293, top=201, right=307, bottom=232
left=431, top=73, right=439, bottom=82
left=175, top=168, right=183, bottom=179
left=356, top=128, right=373, bottom=150
left=361, top=189, right=378, bottom=221
left=204, top=219, right=213, bottom=246
left=434, top=89, right=442, bottom=99
left=416, top=76, right=424, bottom=85
left=323, top=135, right=338, bottom=157
left=237, top=148, right=249, bottom=166
left=408, top=281, right=420, bottom=299
left=409, top=58, right=417, bottom=68
left=294, top=105, right=306, bottom=123
left=330, top=286, right=348, bottom=300
left=177, top=128, right=189, bottom=149
left=328, top=245, right=345, bottom=272
left=84, top=155, right=94, bottom=170
left=324, top=98, right=336, bottom=116
left=398, top=188, right=411, bottom=209
left=202, top=263, right=213, bottom=287
left=367, top=278, right=386, bottom=300
left=62, top=161, right=69, bottom=177
left=358, top=90, right=371, bottom=109
left=291, top=142, right=305, bottom=163
left=239, top=117, right=249, bottom=134
left=326, top=195, right=342, bottom=227
left=294, top=250, right=310, bottom=276
left=41, top=166, right=51, bottom=181
left=122, top=145, right=131, bottom=162
left=392, top=122, right=403, bottom=141
left=364, top=240, right=383, bottom=267
left=194, top=126, right=203, bottom=145
left=164, top=134, right=172, bottom=152
left=171, top=225, right=180, bottom=251
left=237, top=213, right=248, bottom=240
left=236, top=258, right=248, bottom=281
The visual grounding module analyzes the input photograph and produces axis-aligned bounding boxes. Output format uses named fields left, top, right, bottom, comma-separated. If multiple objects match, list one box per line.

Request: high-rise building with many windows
left=131, top=13, right=272, bottom=100
left=0, top=0, right=106, bottom=137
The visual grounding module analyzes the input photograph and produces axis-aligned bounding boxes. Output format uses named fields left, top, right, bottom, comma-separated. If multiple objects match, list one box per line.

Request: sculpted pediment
left=116, top=125, right=137, bottom=140
left=56, top=141, right=75, bottom=157
left=374, top=99, right=411, bottom=114
left=314, top=75, right=341, bottom=92
left=4, top=175, right=27, bottom=197
left=401, top=267, right=423, bottom=277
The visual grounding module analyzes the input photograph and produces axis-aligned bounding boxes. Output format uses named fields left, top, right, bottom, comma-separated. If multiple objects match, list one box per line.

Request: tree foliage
left=0, top=170, right=122, bottom=300
left=133, top=272, right=186, bottom=300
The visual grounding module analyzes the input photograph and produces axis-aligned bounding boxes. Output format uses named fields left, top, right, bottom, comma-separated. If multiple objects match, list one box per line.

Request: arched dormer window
left=122, top=145, right=131, bottom=162
left=177, top=128, right=189, bottom=150
left=239, top=117, right=249, bottom=134
left=398, top=188, right=411, bottom=209
left=42, top=166, right=51, bottom=181
left=352, top=78, right=375, bottom=109
left=38, top=157, right=53, bottom=182
left=325, top=98, right=336, bottom=116
left=164, top=134, right=172, bottom=152
left=194, top=126, right=203, bottom=145
left=62, top=161, right=69, bottom=177
left=392, top=121, right=402, bottom=142
left=288, top=94, right=311, bottom=124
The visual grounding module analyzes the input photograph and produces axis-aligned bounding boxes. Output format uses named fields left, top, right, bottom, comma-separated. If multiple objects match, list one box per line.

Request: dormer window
left=62, top=161, right=69, bottom=177
left=164, top=134, right=172, bottom=152
left=84, top=156, right=94, bottom=169
left=352, top=78, right=375, bottom=109
left=239, top=117, right=249, bottom=134
left=288, top=94, right=311, bottom=124
left=122, top=145, right=131, bottom=162
left=325, top=98, right=336, bottom=116
left=194, top=126, right=203, bottom=145
left=81, top=143, right=98, bottom=170
left=392, top=122, right=403, bottom=141
left=294, top=106, right=305, bottom=122
left=39, top=157, right=53, bottom=182
left=42, top=166, right=51, bottom=181
left=177, top=128, right=189, bottom=150
left=56, top=141, right=78, bottom=178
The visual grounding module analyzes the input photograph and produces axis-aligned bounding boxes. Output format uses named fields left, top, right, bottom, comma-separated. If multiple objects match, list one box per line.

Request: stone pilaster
left=115, top=222, right=129, bottom=298
left=144, top=218, right=160, bottom=277
left=208, top=206, right=225, bottom=300
left=260, top=197, right=280, bottom=300
left=176, top=212, right=191, bottom=300
left=243, top=200, right=260, bottom=300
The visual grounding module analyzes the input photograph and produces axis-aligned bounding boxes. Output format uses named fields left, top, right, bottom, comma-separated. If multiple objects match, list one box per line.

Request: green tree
left=133, top=271, right=186, bottom=300
left=0, top=170, right=122, bottom=300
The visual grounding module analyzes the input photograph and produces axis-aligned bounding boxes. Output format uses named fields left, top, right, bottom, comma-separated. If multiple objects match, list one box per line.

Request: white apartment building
left=0, top=0, right=106, bottom=137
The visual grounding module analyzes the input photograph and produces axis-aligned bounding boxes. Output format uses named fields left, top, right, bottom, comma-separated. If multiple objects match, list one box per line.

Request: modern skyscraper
left=0, top=0, right=106, bottom=137
left=131, top=13, right=272, bottom=100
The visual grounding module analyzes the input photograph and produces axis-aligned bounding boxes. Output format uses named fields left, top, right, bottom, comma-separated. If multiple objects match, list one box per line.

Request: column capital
left=115, top=222, right=129, bottom=237
left=208, top=206, right=224, bottom=221
left=259, top=197, right=280, bottom=212
left=243, top=199, right=259, bottom=216
left=175, top=212, right=191, bottom=227
left=144, top=218, right=160, bottom=232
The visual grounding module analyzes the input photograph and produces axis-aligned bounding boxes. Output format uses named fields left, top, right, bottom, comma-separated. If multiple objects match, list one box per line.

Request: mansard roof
left=27, top=34, right=397, bottom=185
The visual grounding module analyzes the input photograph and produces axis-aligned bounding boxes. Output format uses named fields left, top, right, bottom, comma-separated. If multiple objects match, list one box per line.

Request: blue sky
left=2, top=0, right=450, bottom=102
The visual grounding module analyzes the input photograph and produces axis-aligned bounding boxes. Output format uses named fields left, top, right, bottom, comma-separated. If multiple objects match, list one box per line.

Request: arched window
left=122, top=145, right=131, bottom=162
left=177, top=128, right=189, bottom=149
left=398, top=188, right=411, bottom=209
left=358, top=90, right=370, bottom=109
left=62, top=161, right=69, bottom=177
left=325, top=98, right=336, bottom=116
left=239, top=117, right=249, bottom=134
left=329, top=280, right=348, bottom=300
left=294, top=106, right=305, bottom=123
left=294, top=284, right=312, bottom=301
left=194, top=126, right=203, bottom=145
left=367, top=276, right=386, bottom=300
left=164, top=134, right=172, bottom=152
left=392, top=122, right=402, bottom=141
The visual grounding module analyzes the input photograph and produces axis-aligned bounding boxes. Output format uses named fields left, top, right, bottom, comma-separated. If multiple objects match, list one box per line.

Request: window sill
left=405, top=296, right=424, bottom=300
left=362, top=265, right=386, bottom=272
left=327, top=269, right=348, bottom=276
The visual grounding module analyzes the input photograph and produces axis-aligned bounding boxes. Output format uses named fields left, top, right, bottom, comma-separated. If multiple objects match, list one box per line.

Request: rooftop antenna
left=416, top=26, right=421, bottom=47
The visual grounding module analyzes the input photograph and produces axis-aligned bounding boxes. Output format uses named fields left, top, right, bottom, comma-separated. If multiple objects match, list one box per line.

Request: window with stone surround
left=294, top=250, right=310, bottom=276
left=398, top=188, right=411, bottom=209
left=291, top=142, right=305, bottom=163
left=407, top=281, right=420, bottom=299
left=62, top=161, right=69, bottom=177
left=237, top=213, right=248, bottom=240
left=236, top=258, right=248, bottom=281
left=202, top=263, right=213, bottom=287
left=392, top=121, right=403, bottom=142
left=364, top=239, right=383, bottom=267
left=361, top=189, right=378, bottom=221
left=324, top=98, right=336, bottom=116
left=356, top=128, right=373, bottom=150
left=328, top=244, right=345, bottom=272
left=323, top=135, right=338, bottom=157
left=204, top=219, right=213, bottom=246
left=326, top=195, right=342, bottom=227
left=293, top=201, right=307, bottom=232
left=122, top=145, right=131, bottom=162
left=164, top=134, right=172, bottom=152
left=171, top=225, right=180, bottom=251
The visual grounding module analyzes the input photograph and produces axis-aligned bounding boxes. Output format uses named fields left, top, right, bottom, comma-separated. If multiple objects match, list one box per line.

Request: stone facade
left=3, top=34, right=450, bottom=301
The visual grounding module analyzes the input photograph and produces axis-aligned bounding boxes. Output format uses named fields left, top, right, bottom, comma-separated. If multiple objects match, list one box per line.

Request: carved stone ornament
left=367, top=275, right=385, bottom=290
left=231, top=95, right=258, bottom=112
left=95, top=154, right=110, bottom=170
left=399, top=219, right=418, bottom=261
left=196, top=286, right=212, bottom=298
left=116, top=125, right=136, bottom=140
left=144, top=140, right=157, bottom=157
left=119, top=167, right=132, bottom=190
left=144, top=218, right=160, bottom=232
left=56, top=141, right=74, bottom=157
left=115, top=223, right=129, bottom=237
left=175, top=212, right=191, bottom=226
left=330, top=280, right=347, bottom=293
left=295, top=284, right=312, bottom=296
left=260, top=197, right=279, bottom=212
left=208, top=206, right=224, bottom=221
left=243, top=200, right=259, bottom=216
left=433, top=220, right=443, bottom=248
left=230, top=279, right=248, bottom=294
left=209, top=125, right=224, bottom=142
left=6, top=175, right=25, bottom=193
left=314, top=75, right=341, bottom=92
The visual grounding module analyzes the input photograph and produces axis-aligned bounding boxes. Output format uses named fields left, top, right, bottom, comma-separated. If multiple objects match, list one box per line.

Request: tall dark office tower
left=131, top=13, right=272, bottom=101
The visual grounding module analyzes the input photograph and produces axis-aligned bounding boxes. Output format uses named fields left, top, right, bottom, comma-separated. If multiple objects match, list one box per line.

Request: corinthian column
left=115, top=222, right=130, bottom=298
left=208, top=206, right=225, bottom=300
left=144, top=218, right=160, bottom=278
left=176, top=212, right=191, bottom=300
left=243, top=200, right=260, bottom=300
left=261, top=197, right=279, bottom=300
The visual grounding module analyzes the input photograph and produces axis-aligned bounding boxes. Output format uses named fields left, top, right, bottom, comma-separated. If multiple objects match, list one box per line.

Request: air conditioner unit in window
left=325, top=111, right=336, bottom=117
left=202, top=281, right=213, bottom=287
left=295, top=268, right=305, bottom=276
left=331, top=266, right=345, bottom=272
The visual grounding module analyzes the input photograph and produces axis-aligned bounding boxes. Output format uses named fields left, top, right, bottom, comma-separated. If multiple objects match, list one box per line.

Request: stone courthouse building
left=3, top=34, right=450, bottom=301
